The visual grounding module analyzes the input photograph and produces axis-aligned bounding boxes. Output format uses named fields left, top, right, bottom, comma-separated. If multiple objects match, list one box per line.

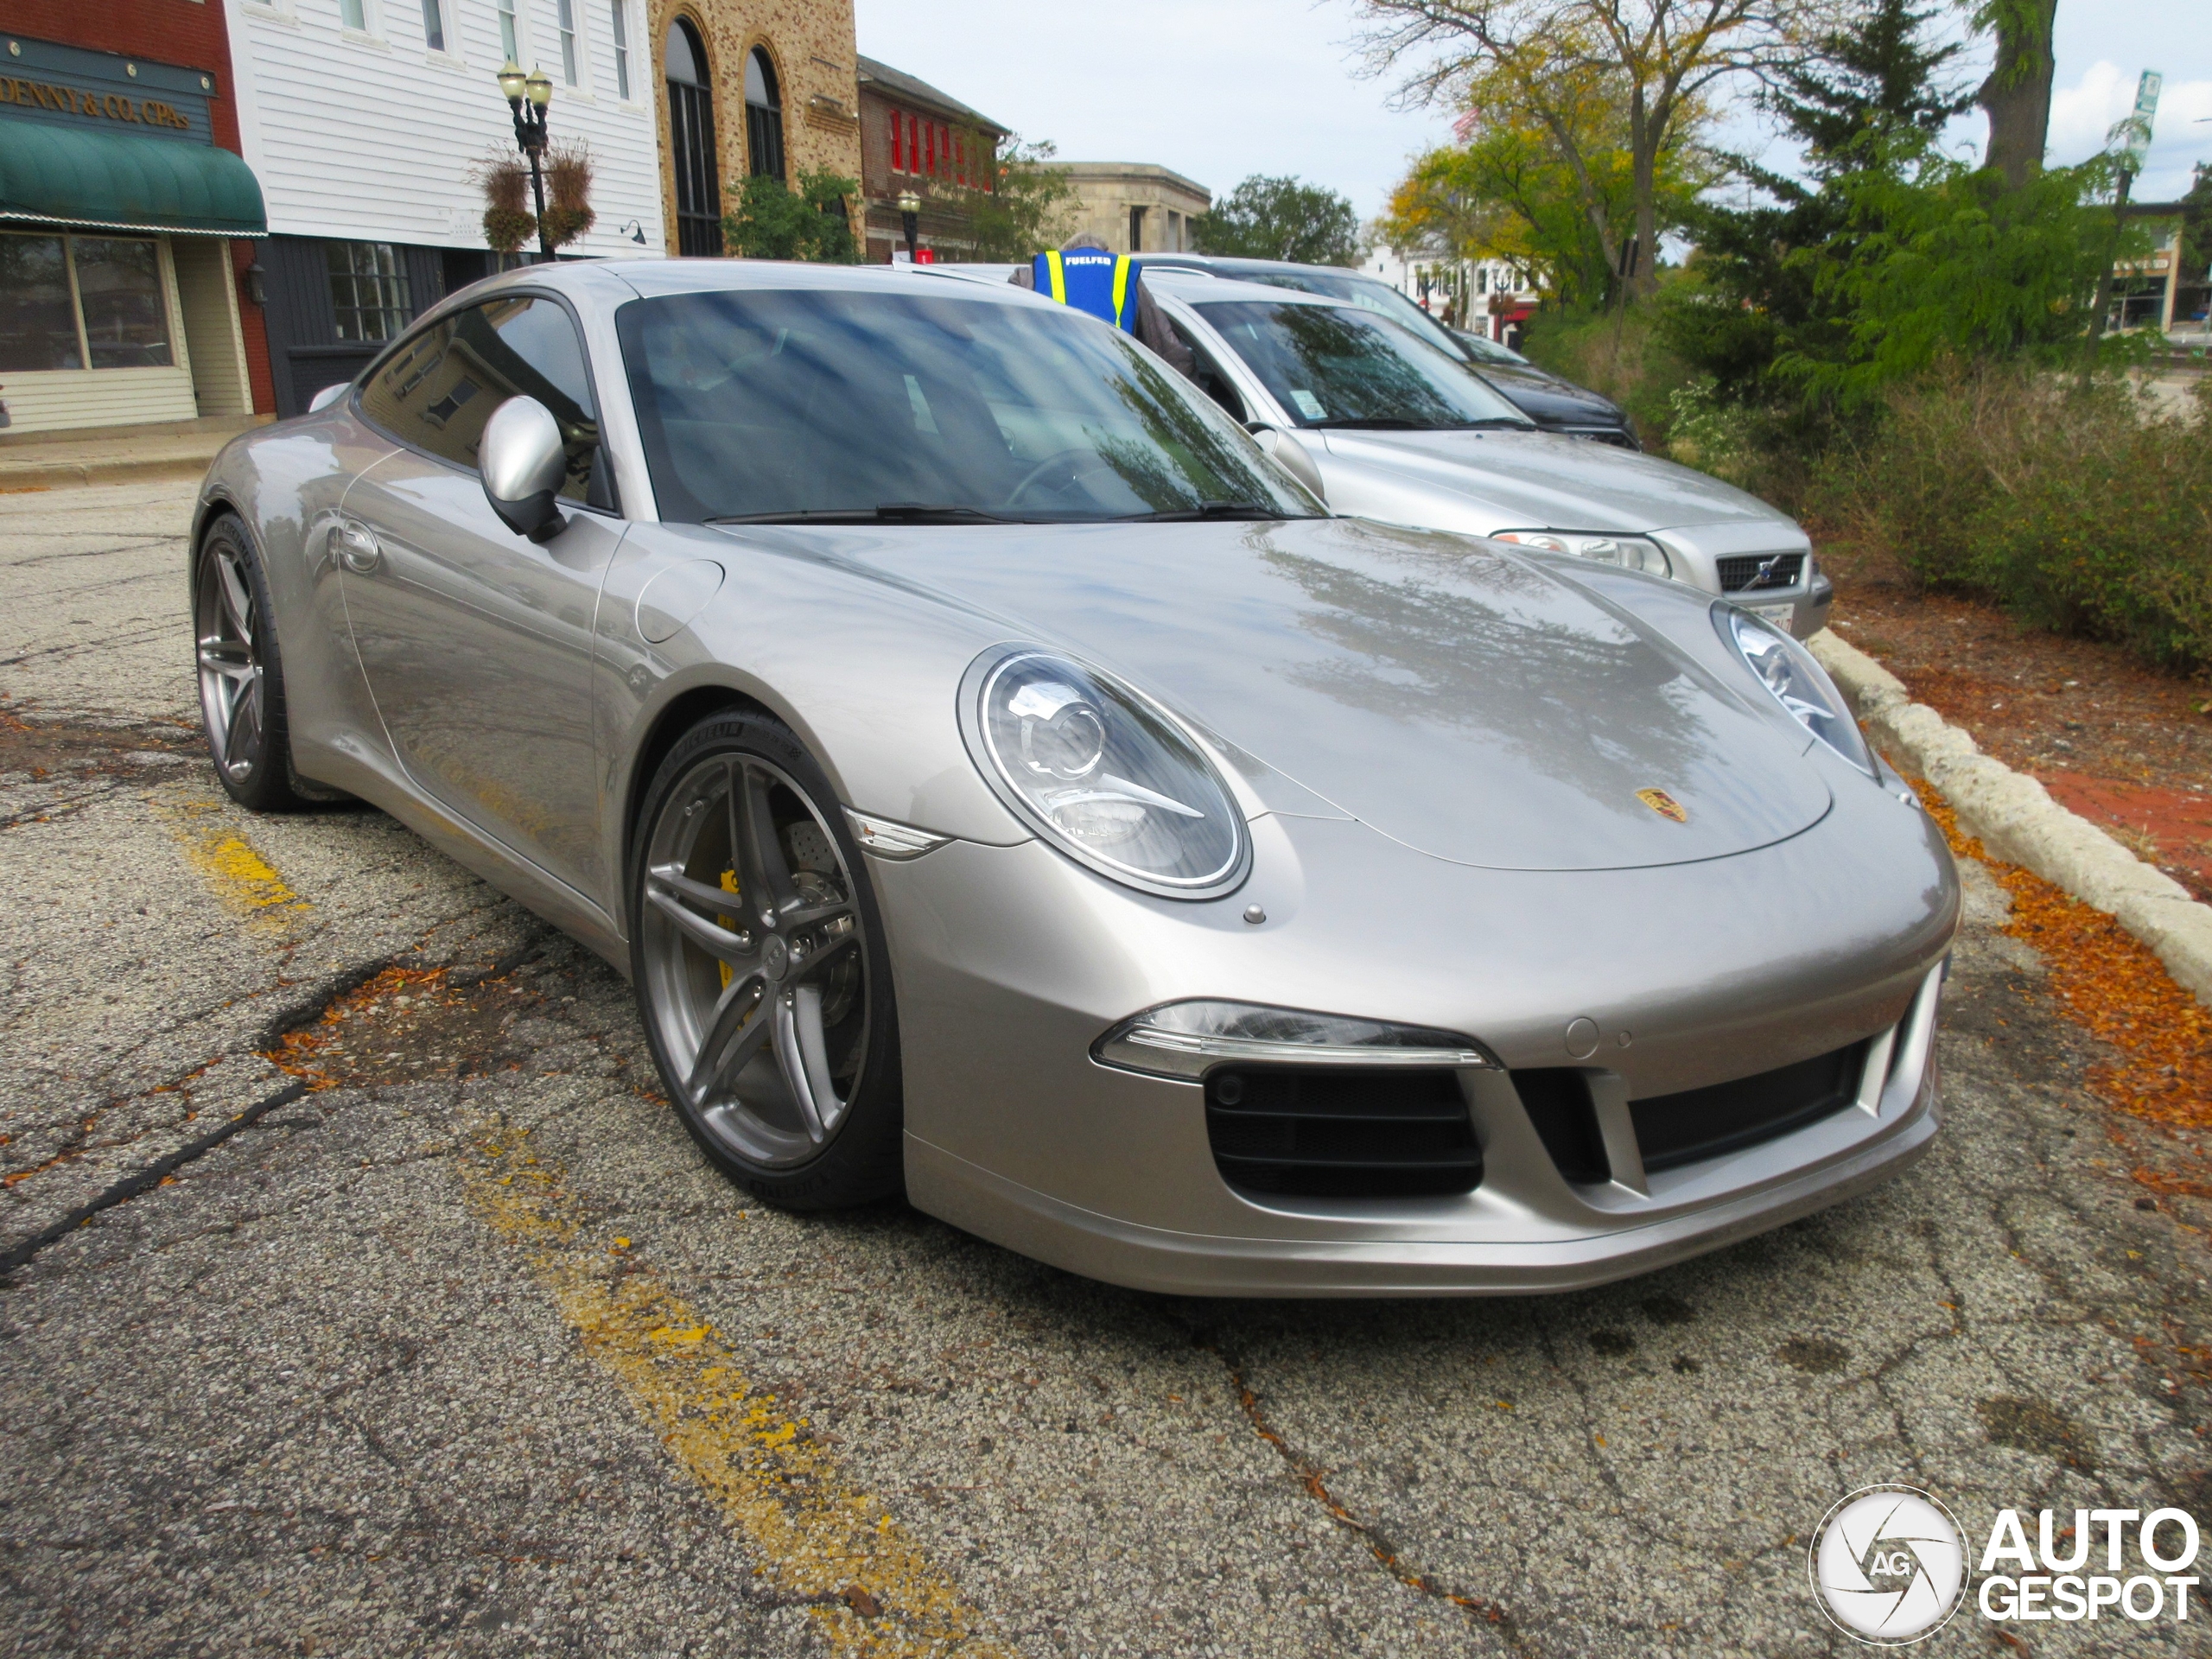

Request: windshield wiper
left=706, top=503, right=1016, bottom=525
left=1117, top=501, right=1289, bottom=523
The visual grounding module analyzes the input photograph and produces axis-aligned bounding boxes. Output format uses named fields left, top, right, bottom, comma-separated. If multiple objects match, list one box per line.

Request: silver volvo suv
left=1145, top=270, right=1834, bottom=638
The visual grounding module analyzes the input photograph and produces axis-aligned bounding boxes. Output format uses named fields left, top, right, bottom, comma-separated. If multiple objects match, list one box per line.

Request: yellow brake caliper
left=718, top=869, right=739, bottom=989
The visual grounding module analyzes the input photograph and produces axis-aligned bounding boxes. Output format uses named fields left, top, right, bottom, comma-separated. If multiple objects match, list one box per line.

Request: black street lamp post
left=898, top=190, right=920, bottom=261
left=497, top=60, right=556, bottom=263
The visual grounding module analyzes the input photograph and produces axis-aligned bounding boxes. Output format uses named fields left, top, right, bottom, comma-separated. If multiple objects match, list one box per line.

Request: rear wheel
left=194, top=514, right=310, bottom=812
left=630, top=711, right=903, bottom=1209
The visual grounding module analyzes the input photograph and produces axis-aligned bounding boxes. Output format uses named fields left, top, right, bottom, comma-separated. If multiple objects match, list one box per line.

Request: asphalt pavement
left=3, top=479, right=2209, bottom=1657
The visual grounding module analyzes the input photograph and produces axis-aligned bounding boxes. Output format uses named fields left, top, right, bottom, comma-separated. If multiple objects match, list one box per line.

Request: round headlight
left=963, top=647, right=1247, bottom=898
left=1719, top=606, right=1874, bottom=773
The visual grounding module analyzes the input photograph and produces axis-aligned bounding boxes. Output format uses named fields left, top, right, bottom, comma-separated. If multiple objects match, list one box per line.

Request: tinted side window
left=1166, top=319, right=1246, bottom=421
left=360, top=296, right=609, bottom=506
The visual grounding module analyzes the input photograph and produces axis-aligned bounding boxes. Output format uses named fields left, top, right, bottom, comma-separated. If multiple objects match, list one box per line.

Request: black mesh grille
left=1205, top=1068, right=1481, bottom=1198
left=1630, top=1041, right=1869, bottom=1173
left=1717, top=552, right=1805, bottom=592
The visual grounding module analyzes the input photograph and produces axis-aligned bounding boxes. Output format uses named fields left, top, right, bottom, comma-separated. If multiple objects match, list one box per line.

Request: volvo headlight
left=962, top=646, right=1248, bottom=899
left=1719, top=605, right=1874, bottom=774
left=1493, top=529, right=1673, bottom=578
left=1094, top=1000, right=1498, bottom=1080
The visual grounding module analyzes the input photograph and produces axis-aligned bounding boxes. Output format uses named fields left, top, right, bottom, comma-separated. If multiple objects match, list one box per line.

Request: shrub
left=1518, top=302, right=1693, bottom=446
left=723, top=169, right=860, bottom=263
left=1810, top=366, right=2212, bottom=668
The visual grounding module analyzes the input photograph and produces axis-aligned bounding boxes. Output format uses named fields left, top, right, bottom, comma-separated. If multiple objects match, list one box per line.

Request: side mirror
left=307, top=384, right=349, bottom=412
left=480, top=396, right=569, bottom=542
left=1245, top=423, right=1326, bottom=504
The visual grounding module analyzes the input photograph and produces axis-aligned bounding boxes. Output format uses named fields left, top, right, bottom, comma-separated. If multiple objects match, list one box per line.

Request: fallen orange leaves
left=1920, top=788, right=2212, bottom=1132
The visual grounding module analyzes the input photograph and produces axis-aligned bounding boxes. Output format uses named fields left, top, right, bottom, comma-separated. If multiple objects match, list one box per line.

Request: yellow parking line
left=462, top=1122, right=1009, bottom=1657
left=161, top=800, right=309, bottom=929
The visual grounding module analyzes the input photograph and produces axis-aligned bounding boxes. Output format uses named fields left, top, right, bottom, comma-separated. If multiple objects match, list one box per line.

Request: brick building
left=0, top=1, right=270, bottom=434
left=854, top=56, right=1005, bottom=264
left=652, top=0, right=865, bottom=255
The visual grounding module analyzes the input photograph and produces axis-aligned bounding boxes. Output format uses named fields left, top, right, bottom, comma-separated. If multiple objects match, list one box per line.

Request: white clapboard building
left=223, top=0, right=664, bottom=413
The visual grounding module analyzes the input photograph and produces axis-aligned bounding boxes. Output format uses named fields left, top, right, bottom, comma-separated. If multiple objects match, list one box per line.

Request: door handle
left=334, top=519, right=381, bottom=574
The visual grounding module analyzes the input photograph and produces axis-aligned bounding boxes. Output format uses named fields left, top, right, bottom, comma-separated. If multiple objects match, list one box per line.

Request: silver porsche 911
left=192, top=260, right=1955, bottom=1296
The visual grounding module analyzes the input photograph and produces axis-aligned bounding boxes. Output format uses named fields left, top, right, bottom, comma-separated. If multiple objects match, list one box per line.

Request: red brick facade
left=6, top=0, right=275, bottom=413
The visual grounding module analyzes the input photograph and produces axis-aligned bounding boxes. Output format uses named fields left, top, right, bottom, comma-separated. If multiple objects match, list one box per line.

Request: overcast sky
left=849, top=1, right=2211, bottom=221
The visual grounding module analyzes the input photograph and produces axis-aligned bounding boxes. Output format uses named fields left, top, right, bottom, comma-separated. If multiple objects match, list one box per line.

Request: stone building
left=1046, top=162, right=1210, bottom=256
left=854, top=56, right=1006, bottom=264
left=649, top=0, right=864, bottom=255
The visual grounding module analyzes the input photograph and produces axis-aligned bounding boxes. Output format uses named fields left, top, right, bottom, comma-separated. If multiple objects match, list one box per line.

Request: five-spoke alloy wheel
left=632, top=713, right=902, bottom=1208
left=194, top=514, right=308, bottom=812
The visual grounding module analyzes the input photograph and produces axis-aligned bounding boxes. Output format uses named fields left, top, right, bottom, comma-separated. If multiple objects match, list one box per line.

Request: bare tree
left=1356, top=0, right=1818, bottom=295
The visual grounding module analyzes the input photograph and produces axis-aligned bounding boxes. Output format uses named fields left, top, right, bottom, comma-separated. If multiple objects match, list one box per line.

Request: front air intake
left=1205, top=1067, right=1481, bottom=1199
left=1630, top=1040, right=1870, bottom=1172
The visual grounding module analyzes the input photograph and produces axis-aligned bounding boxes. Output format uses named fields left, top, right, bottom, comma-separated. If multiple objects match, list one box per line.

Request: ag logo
left=1809, top=1484, right=1968, bottom=1645
left=1636, top=786, right=1688, bottom=823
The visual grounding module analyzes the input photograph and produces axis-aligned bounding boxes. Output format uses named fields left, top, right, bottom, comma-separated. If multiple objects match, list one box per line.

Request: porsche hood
left=760, top=517, right=1831, bottom=873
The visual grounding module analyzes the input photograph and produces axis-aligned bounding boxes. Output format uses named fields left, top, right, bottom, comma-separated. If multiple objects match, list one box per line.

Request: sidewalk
left=0, top=415, right=270, bottom=493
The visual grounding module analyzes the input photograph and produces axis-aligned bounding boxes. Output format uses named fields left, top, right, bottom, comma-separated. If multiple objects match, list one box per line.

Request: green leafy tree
left=1385, top=58, right=1716, bottom=307
left=961, top=137, right=1080, bottom=262
left=1194, top=176, right=1361, bottom=265
left=722, top=168, right=860, bottom=262
left=1780, top=142, right=2137, bottom=408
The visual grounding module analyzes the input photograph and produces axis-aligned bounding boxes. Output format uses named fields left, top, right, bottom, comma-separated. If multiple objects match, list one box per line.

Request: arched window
left=664, top=19, right=721, bottom=254
left=744, top=48, right=785, bottom=183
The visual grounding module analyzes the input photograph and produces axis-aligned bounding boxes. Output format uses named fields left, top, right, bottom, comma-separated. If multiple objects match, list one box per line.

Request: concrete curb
left=0, top=453, right=216, bottom=493
left=1808, top=628, right=2212, bottom=1007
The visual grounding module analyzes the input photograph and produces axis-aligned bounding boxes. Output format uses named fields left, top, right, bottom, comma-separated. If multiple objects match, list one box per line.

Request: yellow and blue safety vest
left=1033, top=250, right=1140, bottom=333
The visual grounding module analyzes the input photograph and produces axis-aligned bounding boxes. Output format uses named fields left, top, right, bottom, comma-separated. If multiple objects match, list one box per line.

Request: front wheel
left=194, top=513, right=311, bottom=812
left=629, top=711, right=904, bottom=1210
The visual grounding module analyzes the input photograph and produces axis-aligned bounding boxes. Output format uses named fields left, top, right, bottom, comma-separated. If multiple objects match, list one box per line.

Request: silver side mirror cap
left=1246, top=423, right=1326, bottom=505
left=308, top=384, right=349, bottom=413
left=480, top=396, right=569, bottom=543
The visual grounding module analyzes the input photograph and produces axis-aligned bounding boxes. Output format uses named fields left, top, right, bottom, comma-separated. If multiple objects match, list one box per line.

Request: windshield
left=1192, top=300, right=1534, bottom=431
left=1226, top=267, right=1474, bottom=363
left=615, top=287, right=1318, bottom=524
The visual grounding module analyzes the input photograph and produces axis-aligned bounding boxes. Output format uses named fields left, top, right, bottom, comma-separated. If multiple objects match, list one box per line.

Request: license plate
left=1750, top=602, right=1796, bottom=634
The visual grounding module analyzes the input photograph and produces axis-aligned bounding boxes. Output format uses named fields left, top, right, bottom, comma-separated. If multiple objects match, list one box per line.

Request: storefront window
left=0, top=232, right=173, bottom=372
left=73, top=239, right=175, bottom=368
left=327, top=242, right=413, bottom=342
left=0, top=235, right=81, bottom=371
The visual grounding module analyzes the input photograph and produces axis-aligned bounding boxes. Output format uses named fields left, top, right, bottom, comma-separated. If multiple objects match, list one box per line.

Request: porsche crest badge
left=1637, top=787, right=1688, bottom=823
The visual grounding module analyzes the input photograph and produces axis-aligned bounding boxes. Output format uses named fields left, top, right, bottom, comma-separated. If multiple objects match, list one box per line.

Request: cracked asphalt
left=3, top=478, right=2209, bottom=1657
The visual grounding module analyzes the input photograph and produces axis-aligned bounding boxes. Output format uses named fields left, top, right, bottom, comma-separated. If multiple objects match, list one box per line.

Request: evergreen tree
left=1662, top=0, right=1972, bottom=412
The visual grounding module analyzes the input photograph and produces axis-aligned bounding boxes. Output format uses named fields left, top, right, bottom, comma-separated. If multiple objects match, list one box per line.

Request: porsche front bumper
left=868, top=787, right=1956, bottom=1298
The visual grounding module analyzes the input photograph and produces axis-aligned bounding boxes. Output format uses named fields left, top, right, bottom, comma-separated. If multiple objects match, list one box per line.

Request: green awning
left=0, top=119, right=265, bottom=237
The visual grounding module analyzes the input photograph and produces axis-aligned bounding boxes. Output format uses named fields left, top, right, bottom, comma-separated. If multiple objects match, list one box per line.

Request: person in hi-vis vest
left=1032, top=244, right=1139, bottom=332
left=1008, top=233, right=1198, bottom=375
